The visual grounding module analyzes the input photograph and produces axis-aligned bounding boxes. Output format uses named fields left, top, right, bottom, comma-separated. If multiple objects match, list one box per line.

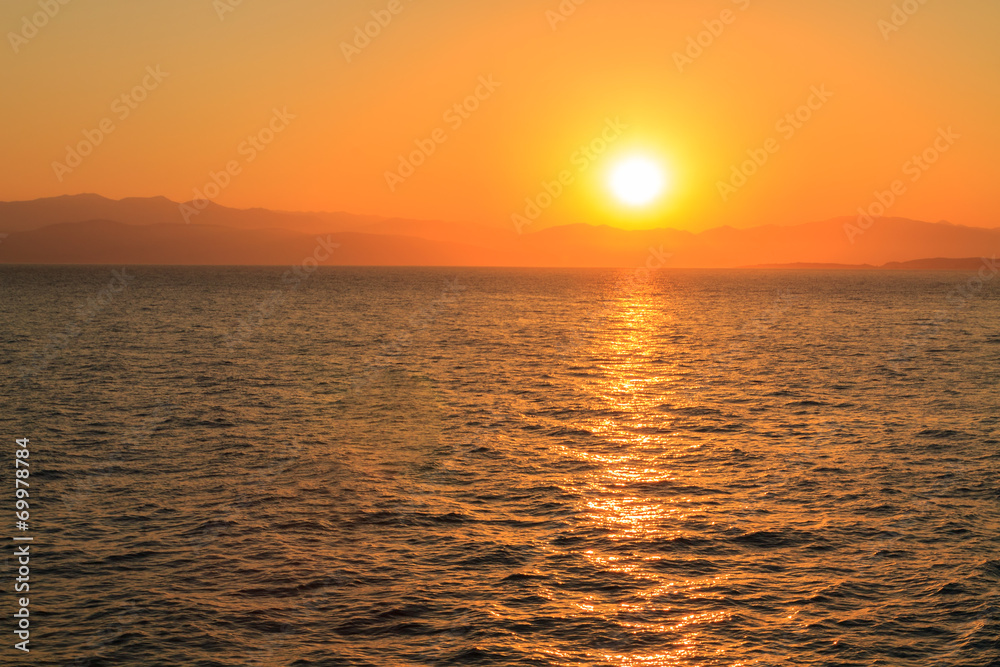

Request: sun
left=609, top=156, right=667, bottom=207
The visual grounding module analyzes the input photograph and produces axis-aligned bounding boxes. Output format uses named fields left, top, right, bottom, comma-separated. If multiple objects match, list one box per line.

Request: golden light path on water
left=549, top=286, right=739, bottom=666
left=8, top=267, right=998, bottom=664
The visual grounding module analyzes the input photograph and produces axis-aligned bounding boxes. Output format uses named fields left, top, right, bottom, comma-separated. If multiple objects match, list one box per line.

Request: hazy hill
left=0, top=220, right=507, bottom=267
left=743, top=259, right=996, bottom=271
left=0, top=194, right=504, bottom=240
left=0, top=195, right=997, bottom=268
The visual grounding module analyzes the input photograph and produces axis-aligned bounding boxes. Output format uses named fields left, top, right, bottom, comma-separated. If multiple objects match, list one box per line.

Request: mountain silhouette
left=0, top=195, right=996, bottom=268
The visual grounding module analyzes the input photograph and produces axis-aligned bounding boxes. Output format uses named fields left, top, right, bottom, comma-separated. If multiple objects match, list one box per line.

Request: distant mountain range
left=0, top=194, right=997, bottom=269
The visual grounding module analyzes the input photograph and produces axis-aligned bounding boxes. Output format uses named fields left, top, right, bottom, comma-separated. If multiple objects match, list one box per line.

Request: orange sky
left=2, top=0, right=998, bottom=231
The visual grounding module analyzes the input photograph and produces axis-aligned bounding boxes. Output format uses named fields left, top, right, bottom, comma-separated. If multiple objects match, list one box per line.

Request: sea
left=1, top=265, right=998, bottom=666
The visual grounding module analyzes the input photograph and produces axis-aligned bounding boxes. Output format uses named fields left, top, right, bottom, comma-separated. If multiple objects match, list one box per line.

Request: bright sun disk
left=609, top=157, right=666, bottom=207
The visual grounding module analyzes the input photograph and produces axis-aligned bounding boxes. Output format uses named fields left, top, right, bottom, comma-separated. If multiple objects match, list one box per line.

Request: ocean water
left=1, top=265, right=998, bottom=666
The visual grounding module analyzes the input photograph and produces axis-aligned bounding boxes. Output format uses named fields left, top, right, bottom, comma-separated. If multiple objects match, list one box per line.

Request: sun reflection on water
left=550, top=283, right=740, bottom=665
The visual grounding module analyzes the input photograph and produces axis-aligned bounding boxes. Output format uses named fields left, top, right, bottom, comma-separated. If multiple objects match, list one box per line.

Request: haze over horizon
left=2, top=192, right=998, bottom=268
left=5, top=191, right=998, bottom=231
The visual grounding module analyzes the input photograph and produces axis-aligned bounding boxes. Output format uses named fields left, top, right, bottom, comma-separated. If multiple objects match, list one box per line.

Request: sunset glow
left=3, top=2, right=1000, bottom=665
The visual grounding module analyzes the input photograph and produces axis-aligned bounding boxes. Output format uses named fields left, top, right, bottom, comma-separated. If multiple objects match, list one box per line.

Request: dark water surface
left=1, top=266, right=998, bottom=666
